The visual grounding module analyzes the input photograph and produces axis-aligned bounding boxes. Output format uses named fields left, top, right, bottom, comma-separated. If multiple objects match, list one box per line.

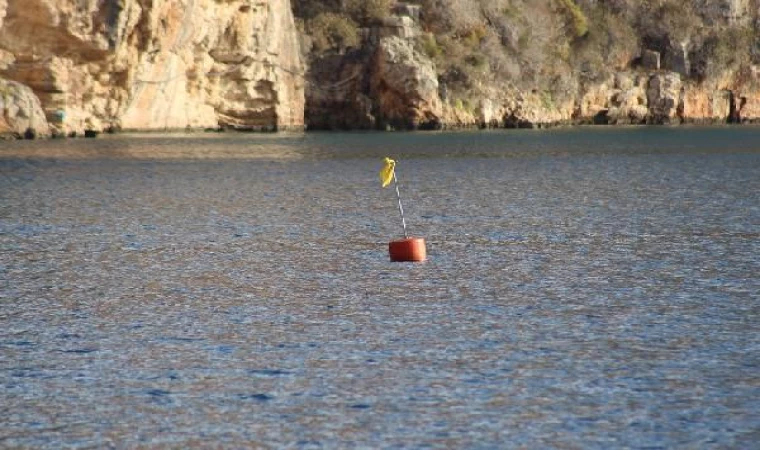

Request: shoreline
left=3, top=119, right=760, bottom=141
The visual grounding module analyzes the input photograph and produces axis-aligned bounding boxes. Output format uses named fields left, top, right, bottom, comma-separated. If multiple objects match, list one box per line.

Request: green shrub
left=540, top=90, right=554, bottom=110
left=461, top=24, right=488, bottom=48
left=558, top=0, right=588, bottom=38
left=517, top=28, right=531, bottom=51
left=344, top=0, right=391, bottom=25
left=418, top=33, right=442, bottom=59
left=308, top=13, right=360, bottom=53
left=454, top=98, right=474, bottom=113
left=502, top=5, right=519, bottom=19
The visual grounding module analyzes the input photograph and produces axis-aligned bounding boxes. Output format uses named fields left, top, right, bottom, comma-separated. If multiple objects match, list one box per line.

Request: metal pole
left=393, top=172, right=408, bottom=239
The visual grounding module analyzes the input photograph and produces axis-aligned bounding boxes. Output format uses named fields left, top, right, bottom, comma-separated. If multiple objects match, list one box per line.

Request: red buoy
left=389, top=237, right=427, bottom=262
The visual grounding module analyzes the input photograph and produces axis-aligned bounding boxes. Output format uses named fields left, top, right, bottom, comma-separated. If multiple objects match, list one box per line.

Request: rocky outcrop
left=0, top=0, right=304, bottom=137
left=305, top=10, right=441, bottom=130
left=1, top=0, right=757, bottom=136
left=370, top=36, right=442, bottom=130
left=606, top=73, right=650, bottom=124
left=431, top=65, right=760, bottom=128
left=0, top=78, right=50, bottom=138
left=735, top=88, right=760, bottom=121
left=301, top=2, right=760, bottom=130
left=681, top=87, right=732, bottom=122
left=647, top=72, right=683, bottom=124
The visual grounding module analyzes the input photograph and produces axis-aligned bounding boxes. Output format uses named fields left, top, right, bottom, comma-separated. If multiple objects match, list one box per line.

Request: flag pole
left=380, top=157, right=426, bottom=262
left=393, top=172, right=408, bottom=239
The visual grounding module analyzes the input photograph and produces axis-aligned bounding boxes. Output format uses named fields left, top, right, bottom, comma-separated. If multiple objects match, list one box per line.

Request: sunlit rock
left=0, top=0, right=304, bottom=135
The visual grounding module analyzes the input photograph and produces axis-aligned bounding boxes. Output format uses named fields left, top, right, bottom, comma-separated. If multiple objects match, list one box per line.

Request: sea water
left=1, top=127, right=758, bottom=448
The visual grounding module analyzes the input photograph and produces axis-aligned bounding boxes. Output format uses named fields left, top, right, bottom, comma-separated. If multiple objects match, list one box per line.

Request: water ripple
left=1, top=129, right=758, bottom=448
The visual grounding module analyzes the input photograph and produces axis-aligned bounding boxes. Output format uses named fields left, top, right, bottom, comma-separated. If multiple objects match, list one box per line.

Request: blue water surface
left=1, top=127, right=758, bottom=448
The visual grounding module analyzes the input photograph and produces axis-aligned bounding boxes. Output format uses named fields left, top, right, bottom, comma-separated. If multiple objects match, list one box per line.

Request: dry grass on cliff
left=294, top=0, right=760, bottom=99
left=307, top=13, right=360, bottom=53
left=295, top=0, right=392, bottom=53
left=414, top=0, right=758, bottom=97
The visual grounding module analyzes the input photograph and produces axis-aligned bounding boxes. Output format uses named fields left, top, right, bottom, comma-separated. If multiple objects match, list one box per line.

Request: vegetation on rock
left=295, top=0, right=760, bottom=128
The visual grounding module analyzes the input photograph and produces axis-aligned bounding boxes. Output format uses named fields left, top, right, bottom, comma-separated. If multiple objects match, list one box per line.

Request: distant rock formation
left=305, top=6, right=443, bottom=130
left=0, top=0, right=304, bottom=137
left=302, top=1, right=760, bottom=130
left=2, top=1, right=759, bottom=137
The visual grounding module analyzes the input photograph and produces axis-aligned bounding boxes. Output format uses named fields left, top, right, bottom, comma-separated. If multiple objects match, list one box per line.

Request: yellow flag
left=379, top=157, right=396, bottom=188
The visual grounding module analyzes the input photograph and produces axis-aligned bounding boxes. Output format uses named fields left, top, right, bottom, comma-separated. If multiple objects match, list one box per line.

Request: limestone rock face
left=605, top=72, right=649, bottom=124
left=578, top=80, right=614, bottom=120
left=303, top=4, right=759, bottom=130
left=304, top=11, right=441, bottom=131
left=0, top=78, right=50, bottom=137
left=501, top=92, right=572, bottom=128
left=370, top=36, right=442, bottom=129
left=681, top=87, right=732, bottom=122
left=735, top=89, right=760, bottom=122
left=647, top=72, right=683, bottom=124
left=300, top=2, right=757, bottom=130
left=0, top=0, right=304, bottom=135
left=443, top=68, right=754, bottom=128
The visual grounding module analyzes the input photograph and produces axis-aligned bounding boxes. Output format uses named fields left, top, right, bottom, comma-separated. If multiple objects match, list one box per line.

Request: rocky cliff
left=2, top=1, right=759, bottom=137
left=0, top=0, right=304, bottom=137
left=299, top=0, right=760, bottom=130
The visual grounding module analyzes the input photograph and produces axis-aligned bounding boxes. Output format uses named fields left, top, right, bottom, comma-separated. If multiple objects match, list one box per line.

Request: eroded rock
left=0, top=0, right=304, bottom=134
left=370, top=36, right=442, bottom=129
left=0, top=78, right=50, bottom=138
left=647, top=72, right=683, bottom=123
